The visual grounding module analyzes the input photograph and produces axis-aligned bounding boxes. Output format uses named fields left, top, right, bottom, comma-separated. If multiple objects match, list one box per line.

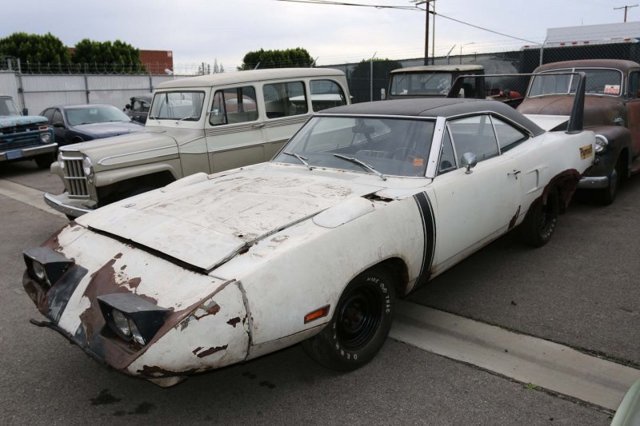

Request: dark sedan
left=40, top=104, right=143, bottom=146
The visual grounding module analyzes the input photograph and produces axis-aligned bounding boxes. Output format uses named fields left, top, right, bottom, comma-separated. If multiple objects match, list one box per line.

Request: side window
left=52, top=110, right=64, bottom=125
left=448, top=115, right=499, bottom=163
left=264, top=81, right=307, bottom=118
left=310, top=80, right=347, bottom=111
left=492, top=116, right=527, bottom=152
left=209, top=86, right=258, bottom=126
left=438, top=128, right=457, bottom=174
left=42, top=109, right=54, bottom=122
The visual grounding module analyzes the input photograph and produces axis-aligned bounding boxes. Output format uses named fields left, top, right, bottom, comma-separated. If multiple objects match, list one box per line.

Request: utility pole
left=414, top=1, right=432, bottom=65
left=614, top=4, right=638, bottom=22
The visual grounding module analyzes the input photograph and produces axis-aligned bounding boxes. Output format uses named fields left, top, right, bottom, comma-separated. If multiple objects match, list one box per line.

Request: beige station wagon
left=44, top=68, right=350, bottom=218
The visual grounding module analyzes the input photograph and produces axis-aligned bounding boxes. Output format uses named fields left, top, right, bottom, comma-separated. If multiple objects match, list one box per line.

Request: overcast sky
left=1, top=0, right=634, bottom=72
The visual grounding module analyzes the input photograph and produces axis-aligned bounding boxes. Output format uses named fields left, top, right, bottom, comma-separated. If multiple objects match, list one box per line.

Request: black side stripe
left=413, top=192, right=436, bottom=287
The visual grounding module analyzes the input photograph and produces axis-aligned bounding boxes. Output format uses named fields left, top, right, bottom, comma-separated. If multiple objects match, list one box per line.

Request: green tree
left=239, top=47, right=313, bottom=70
left=0, top=32, right=71, bottom=72
left=349, top=58, right=402, bottom=103
left=72, top=39, right=144, bottom=73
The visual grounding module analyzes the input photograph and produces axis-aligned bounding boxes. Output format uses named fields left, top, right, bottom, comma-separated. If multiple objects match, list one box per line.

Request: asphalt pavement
left=0, top=160, right=634, bottom=424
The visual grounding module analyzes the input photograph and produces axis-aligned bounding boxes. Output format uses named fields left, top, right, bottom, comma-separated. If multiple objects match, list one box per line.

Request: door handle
left=252, top=122, right=265, bottom=129
left=508, top=169, right=521, bottom=178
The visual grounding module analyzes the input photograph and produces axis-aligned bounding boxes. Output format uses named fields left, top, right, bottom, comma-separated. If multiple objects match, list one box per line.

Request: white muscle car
left=23, top=96, right=595, bottom=386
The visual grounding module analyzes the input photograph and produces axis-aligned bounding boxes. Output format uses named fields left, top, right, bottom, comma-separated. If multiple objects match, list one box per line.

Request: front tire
left=302, top=267, right=396, bottom=371
left=520, top=187, right=560, bottom=247
left=596, top=158, right=623, bottom=206
left=34, top=153, right=55, bottom=169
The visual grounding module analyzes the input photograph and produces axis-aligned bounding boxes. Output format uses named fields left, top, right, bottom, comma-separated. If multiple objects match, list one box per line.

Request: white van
left=45, top=68, right=350, bottom=218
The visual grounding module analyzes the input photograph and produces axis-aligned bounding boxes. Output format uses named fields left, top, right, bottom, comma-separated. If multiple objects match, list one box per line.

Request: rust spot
left=120, top=265, right=127, bottom=271
left=114, top=253, right=123, bottom=259
left=227, top=317, right=241, bottom=327
left=508, top=205, right=521, bottom=230
left=128, top=277, right=141, bottom=289
left=138, top=365, right=198, bottom=378
left=195, top=345, right=228, bottom=358
left=193, top=302, right=220, bottom=320
left=41, top=225, right=67, bottom=251
left=192, top=346, right=203, bottom=355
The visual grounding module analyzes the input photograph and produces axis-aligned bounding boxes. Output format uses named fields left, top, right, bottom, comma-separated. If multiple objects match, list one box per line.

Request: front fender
left=587, top=125, right=631, bottom=176
left=94, top=161, right=182, bottom=187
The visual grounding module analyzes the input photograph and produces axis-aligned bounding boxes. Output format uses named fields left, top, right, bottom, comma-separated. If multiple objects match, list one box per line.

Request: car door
left=625, top=70, right=640, bottom=157
left=429, top=114, right=523, bottom=272
left=205, top=85, right=266, bottom=172
left=51, top=109, right=68, bottom=144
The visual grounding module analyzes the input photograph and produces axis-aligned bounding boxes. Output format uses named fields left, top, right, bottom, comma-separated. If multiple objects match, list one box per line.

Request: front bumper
left=43, top=192, right=95, bottom=218
left=0, top=142, right=57, bottom=162
left=577, top=175, right=609, bottom=190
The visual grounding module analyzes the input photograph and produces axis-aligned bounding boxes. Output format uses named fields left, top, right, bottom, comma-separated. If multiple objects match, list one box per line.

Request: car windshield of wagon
left=528, top=69, right=623, bottom=97
left=149, top=91, right=205, bottom=121
left=273, top=116, right=435, bottom=177
left=65, top=106, right=131, bottom=126
left=390, top=72, right=453, bottom=96
left=0, top=97, right=20, bottom=116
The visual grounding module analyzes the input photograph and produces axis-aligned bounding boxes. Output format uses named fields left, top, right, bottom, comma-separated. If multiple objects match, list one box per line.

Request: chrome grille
left=63, top=159, right=89, bottom=197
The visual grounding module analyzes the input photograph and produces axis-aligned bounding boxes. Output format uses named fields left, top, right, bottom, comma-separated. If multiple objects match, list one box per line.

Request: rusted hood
left=518, top=95, right=625, bottom=130
left=75, top=165, right=387, bottom=271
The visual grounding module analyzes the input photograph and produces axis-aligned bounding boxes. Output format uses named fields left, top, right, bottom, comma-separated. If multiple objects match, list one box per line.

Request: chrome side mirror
left=461, top=152, right=477, bottom=174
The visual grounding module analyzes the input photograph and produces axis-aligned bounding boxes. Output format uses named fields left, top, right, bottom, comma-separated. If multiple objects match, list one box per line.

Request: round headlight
left=130, top=321, right=146, bottom=346
left=32, top=261, right=47, bottom=282
left=112, top=310, right=131, bottom=338
left=82, top=156, right=93, bottom=176
left=594, top=134, right=608, bottom=154
left=40, top=133, right=51, bottom=144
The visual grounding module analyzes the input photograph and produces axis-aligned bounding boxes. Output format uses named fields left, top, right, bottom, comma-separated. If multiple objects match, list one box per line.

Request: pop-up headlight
left=23, top=247, right=75, bottom=288
left=98, top=293, right=170, bottom=346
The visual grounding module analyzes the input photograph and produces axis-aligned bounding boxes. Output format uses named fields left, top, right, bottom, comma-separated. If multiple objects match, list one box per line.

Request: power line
left=614, top=4, right=638, bottom=22
left=276, top=0, right=539, bottom=45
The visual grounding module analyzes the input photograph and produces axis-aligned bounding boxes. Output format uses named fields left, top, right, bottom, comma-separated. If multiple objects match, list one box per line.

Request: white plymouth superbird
left=23, top=97, right=595, bottom=386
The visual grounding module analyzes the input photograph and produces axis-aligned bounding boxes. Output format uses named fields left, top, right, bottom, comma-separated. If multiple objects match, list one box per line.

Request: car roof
left=51, top=104, right=119, bottom=110
left=534, top=59, right=640, bottom=73
left=157, top=68, right=345, bottom=89
left=321, top=98, right=544, bottom=135
left=390, top=64, right=484, bottom=74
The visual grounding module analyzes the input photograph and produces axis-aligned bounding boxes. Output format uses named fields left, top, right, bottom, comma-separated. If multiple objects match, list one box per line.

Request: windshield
left=149, top=91, right=205, bottom=121
left=0, top=97, right=20, bottom=116
left=528, top=69, right=623, bottom=97
left=65, top=105, right=131, bottom=126
left=273, top=116, right=435, bottom=177
left=390, top=72, right=453, bottom=96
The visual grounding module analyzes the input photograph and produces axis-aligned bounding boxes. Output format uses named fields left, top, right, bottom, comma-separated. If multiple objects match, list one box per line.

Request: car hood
left=0, top=115, right=48, bottom=128
left=75, top=164, right=389, bottom=271
left=59, top=129, right=180, bottom=167
left=71, top=121, right=143, bottom=137
left=518, top=95, right=625, bottom=130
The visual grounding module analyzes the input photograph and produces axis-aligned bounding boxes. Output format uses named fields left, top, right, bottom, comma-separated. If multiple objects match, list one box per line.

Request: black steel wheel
left=302, top=267, right=396, bottom=371
left=520, top=187, right=560, bottom=248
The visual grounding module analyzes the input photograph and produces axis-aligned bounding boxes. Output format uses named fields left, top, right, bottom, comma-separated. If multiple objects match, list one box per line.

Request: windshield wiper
left=333, top=153, right=386, bottom=181
left=282, top=151, right=313, bottom=170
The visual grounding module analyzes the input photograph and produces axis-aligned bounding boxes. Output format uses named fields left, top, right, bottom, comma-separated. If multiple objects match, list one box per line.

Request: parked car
left=387, top=65, right=486, bottom=99
left=517, top=59, right=640, bottom=205
left=43, top=68, right=350, bottom=219
left=0, top=95, right=56, bottom=169
left=23, top=94, right=595, bottom=386
left=124, top=96, right=151, bottom=124
left=40, top=104, right=143, bottom=146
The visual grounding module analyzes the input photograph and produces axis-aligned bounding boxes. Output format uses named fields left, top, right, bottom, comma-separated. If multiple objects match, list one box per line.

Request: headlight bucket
left=82, top=156, right=93, bottom=176
left=23, top=247, right=75, bottom=288
left=40, top=132, right=52, bottom=144
left=594, top=134, right=608, bottom=154
left=98, top=293, right=170, bottom=346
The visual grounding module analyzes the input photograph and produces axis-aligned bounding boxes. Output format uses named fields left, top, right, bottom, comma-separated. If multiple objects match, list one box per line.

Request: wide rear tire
left=302, top=267, right=396, bottom=371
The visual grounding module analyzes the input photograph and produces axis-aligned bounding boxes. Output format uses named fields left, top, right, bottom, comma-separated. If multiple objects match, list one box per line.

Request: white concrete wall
left=1, top=72, right=175, bottom=115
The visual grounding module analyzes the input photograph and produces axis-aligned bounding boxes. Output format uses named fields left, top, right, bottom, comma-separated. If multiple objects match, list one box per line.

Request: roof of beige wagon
left=157, top=68, right=346, bottom=89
